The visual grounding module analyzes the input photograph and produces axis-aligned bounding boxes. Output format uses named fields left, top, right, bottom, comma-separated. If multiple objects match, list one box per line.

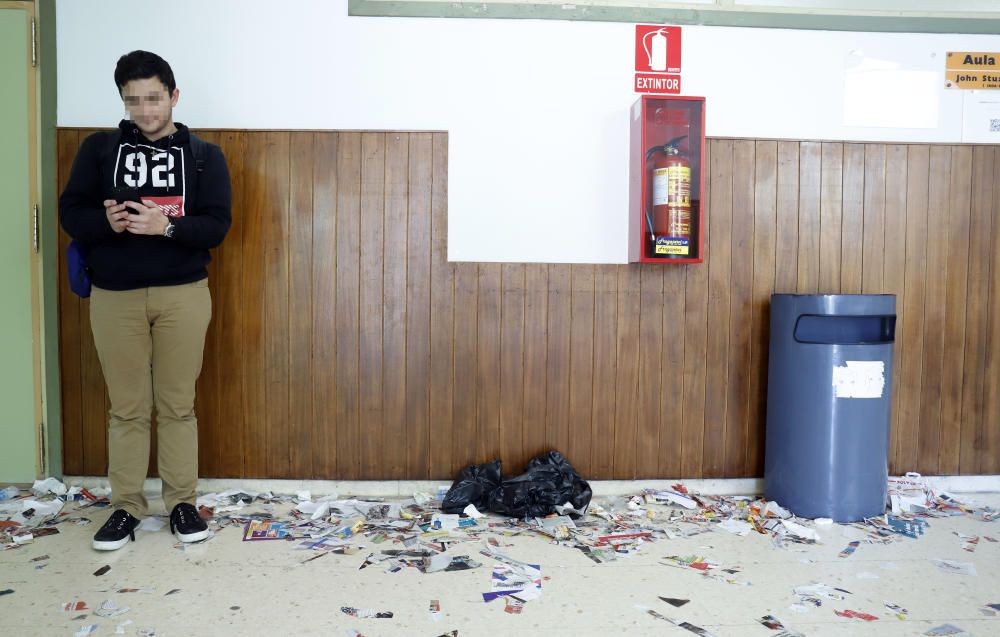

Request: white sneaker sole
left=92, top=537, right=130, bottom=551
left=174, top=528, right=210, bottom=543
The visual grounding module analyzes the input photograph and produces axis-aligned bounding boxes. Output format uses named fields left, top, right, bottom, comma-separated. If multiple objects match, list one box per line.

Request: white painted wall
left=56, top=0, right=1000, bottom=263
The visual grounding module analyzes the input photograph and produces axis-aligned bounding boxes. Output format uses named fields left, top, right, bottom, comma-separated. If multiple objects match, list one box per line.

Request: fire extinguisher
left=645, top=135, right=691, bottom=257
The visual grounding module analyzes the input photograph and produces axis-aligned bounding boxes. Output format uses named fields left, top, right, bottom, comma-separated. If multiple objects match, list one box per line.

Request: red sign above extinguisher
left=635, top=25, right=682, bottom=95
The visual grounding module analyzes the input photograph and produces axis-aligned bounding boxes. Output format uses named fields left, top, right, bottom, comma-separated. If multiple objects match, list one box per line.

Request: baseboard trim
left=63, top=474, right=1000, bottom=498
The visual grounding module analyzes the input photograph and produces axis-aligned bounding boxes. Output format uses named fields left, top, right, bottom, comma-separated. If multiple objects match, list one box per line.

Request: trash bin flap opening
left=793, top=314, right=896, bottom=345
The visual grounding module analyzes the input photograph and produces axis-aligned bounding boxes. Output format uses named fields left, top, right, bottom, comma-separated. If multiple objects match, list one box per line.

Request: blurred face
left=120, top=77, right=179, bottom=141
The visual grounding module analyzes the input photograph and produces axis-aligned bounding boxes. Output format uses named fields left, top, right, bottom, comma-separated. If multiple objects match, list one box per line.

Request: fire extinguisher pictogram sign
left=635, top=25, right=681, bottom=74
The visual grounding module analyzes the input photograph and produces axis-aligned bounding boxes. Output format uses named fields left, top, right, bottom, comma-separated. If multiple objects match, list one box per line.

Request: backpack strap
left=189, top=132, right=207, bottom=173
left=103, top=129, right=123, bottom=165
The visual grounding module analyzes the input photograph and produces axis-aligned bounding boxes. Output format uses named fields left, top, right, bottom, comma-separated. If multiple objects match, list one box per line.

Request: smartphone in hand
left=112, top=186, right=143, bottom=213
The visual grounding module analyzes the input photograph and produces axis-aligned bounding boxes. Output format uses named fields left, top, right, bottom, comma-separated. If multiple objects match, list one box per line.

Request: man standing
left=59, top=51, right=231, bottom=551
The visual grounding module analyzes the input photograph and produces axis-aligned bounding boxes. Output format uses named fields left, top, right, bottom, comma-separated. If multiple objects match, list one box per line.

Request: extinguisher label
left=655, top=236, right=690, bottom=256
left=667, top=166, right=690, bottom=207
left=652, top=168, right=670, bottom=206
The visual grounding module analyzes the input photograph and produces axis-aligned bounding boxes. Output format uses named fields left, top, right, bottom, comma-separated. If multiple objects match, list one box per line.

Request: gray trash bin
left=764, top=294, right=896, bottom=522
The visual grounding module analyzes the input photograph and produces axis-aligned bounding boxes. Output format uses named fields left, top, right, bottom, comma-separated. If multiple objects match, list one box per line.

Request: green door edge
left=39, top=0, right=61, bottom=478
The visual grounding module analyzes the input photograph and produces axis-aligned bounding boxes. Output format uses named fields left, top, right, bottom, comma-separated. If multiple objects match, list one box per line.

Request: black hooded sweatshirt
left=59, top=120, right=231, bottom=290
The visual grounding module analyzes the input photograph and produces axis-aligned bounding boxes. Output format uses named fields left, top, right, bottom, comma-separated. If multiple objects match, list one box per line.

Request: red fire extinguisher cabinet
left=628, top=95, right=706, bottom=264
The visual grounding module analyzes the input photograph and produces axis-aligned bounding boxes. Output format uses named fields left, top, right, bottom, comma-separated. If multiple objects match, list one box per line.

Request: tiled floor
left=2, top=488, right=998, bottom=637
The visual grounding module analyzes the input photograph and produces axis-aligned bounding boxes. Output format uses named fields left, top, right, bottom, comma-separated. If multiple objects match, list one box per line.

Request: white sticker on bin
left=832, top=361, right=885, bottom=398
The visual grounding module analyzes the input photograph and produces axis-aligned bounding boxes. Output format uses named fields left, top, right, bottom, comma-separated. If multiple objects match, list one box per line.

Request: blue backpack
left=67, top=130, right=207, bottom=298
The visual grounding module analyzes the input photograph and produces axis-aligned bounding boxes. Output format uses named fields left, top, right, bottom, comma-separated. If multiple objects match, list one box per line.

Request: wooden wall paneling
left=476, top=264, right=502, bottom=466
left=405, top=133, right=433, bottom=478
left=636, top=264, right=664, bottom=477
left=451, top=263, right=478, bottom=473
left=612, top=265, right=641, bottom=477
left=193, top=130, right=222, bottom=477
left=358, top=132, right=386, bottom=479
left=661, top=268, right=687, bottom=478
left=819, top=143, right=843, bottom=294
left=57, top=129, right=84, bottom=475
left=590, top=266, right=619, bottom=477
left=214, top=130, right=247, bottom=477
left=724, top=140, right=755, bottom=476
left=287, top=131, right=315, bottom=478
left=861, top=145, right=887, bottom=294
left=840, top=143, right=865, bottom=294
left=678, top=138, right=711, bottom=479
left=701, top=138, right=732, bottom=477
left=797, top=142, right=822, bottom=294
left=264, top=132, right=292, bottom=478
left=748, top=141, right=777, bottom=476
left=774, top=142, right=800, bottom=293
left=567, top=266, right=595, bottom=475
left=896, top=145, right=930, bottom=472
left=983, top=149, right=1000, bottom=474
left=960, top=146, right=994, bottom=474
left=383, top=133, right=408, bottom=478
left=544, top=265, right=572, bottom=457
left=58, top=130, right=1000, bottom=481
left=940, top=146, right=973, bottom=474
left=522, top=264, right=549, bottom=462
left=239, top=132, right=270, bottom=476
left=311, top=132, right=339, bottom=478
left=916, top=146, right=952, bottom=474
left=335, top=132, right=362, bottom=479
left=499, top=263, right=526, bottom=471
left=79, top=129, right=108, bottom=477
left=882, top=144, right=908, bottom=474
left=428, top=133, right=454, bottom=478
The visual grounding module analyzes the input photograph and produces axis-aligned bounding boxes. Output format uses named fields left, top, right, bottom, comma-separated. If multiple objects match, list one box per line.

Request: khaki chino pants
left=89, top=279, right=211, bottom=518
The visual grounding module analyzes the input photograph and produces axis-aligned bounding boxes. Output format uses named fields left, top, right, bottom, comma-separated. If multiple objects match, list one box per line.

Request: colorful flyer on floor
left=242, top=519, right=292, bottom=541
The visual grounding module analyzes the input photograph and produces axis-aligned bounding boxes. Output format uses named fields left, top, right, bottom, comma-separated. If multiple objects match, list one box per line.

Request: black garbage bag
left=488, top=451, right=592, bottom=519
left=441, top=459, right=502, bottom=514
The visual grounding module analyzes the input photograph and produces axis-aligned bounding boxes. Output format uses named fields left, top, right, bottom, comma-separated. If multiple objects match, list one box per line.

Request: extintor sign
left=635, top=24, right=681, bottom=94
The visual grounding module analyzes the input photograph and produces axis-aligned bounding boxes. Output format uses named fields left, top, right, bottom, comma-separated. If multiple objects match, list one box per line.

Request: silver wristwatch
left=164, top=220, right=176, bottom=238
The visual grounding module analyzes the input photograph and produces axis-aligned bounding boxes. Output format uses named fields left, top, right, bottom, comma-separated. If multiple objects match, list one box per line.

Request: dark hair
left=114, top=50, right=176, bottom=95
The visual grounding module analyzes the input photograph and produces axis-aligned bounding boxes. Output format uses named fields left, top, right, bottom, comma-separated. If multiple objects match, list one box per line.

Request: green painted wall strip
left=348, top=0, right=1000, bottom=34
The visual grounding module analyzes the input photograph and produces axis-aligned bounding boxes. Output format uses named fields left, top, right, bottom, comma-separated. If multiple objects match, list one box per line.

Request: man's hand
left=124, top=200, right=170, bottom=236
left=103, top=200, right=130, bottom=233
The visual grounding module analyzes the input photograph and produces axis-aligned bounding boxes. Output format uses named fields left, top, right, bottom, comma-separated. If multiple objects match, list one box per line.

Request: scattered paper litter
left=835, top=609, right=879, bottom=621
left=883, top=601, right=908, bottom=619
left=718, top=519, right=752, bottom=536
left=340, top=606, right=393, bottom=618
left=463, top=503, right=484, bottom=519
left=781, top=520, right=820, bottom=542
left=21, top=499, right=63, bottom=518
left=930, top=559, right=977, bottom=576
left=95, top=599, right=130, bottom=618
left=31, top=477, right=67, bottom=497
left=431, top=513, right=461, bottom=531
left=646, top=609, right=718, bottom=636
left=659, top=597, right=689, bottom=607
left=72, top=625, right=98, bottom=637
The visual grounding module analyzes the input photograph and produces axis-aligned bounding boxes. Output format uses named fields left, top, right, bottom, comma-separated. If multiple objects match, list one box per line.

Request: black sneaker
left=170, top=502, right=209, bottom=543
left=92, top=509, right=140, bottom=551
